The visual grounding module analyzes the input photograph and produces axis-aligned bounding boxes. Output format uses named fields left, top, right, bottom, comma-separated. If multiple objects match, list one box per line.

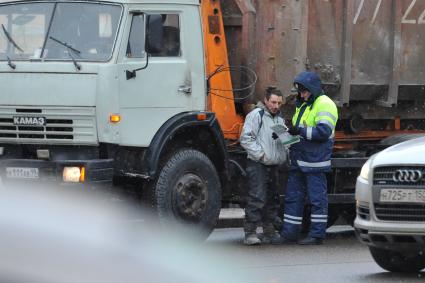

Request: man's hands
left=272, top=132, right=279, bottom=140
left=287, top=126, right=300, bottom=136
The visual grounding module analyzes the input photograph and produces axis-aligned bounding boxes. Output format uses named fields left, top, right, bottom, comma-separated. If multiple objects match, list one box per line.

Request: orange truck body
left=201, top=0, right=244, bottom=141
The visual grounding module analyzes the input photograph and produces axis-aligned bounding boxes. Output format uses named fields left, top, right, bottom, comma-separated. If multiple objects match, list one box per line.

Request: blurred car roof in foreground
left=0, top=186, right=257, bottom=283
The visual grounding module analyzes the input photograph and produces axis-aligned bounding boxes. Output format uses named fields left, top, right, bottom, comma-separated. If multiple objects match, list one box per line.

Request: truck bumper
left=0, top=159, right=114, bottom=186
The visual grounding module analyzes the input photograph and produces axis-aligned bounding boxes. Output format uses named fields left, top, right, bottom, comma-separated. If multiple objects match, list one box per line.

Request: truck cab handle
left=178, top=85, right=192, bottom=94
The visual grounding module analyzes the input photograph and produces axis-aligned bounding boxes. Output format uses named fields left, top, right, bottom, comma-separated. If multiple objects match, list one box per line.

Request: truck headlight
left=359, top=159, right=371, bottom=181
left=63, top=166, right=85, bottom=183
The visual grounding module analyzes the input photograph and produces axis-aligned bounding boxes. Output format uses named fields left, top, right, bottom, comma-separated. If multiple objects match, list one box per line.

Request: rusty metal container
left=222, top=0, right=425, bottom=123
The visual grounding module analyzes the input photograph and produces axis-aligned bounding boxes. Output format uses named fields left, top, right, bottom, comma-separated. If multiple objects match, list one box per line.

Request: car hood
left=372, top=136, right=425, bottom=166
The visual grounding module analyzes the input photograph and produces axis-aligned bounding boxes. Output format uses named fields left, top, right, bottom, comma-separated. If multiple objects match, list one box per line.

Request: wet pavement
left=206, top=226, right=425, bottom=283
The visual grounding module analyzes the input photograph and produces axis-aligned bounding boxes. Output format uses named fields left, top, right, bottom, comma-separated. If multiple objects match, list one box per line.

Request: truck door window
left=126, top=14, right=145, bottom=58
left=149, top=14, right=180, bottom=57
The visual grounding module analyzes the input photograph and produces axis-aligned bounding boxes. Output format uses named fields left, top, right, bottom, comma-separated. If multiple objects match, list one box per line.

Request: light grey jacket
left=240, top=102, right=288, bottom=165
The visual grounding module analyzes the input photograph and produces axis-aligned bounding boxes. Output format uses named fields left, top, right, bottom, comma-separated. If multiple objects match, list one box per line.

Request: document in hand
left=270, top=124, right=300, bottom=146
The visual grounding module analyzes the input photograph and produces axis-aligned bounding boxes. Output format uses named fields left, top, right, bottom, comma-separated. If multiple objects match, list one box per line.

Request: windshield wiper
left=66, top=49, right=81, bottom=71
left=6, top=56, right=16, bottom=69
left=49, top=36, right=81, bottom=70
left=49, top=36, right=81, bottom=54
left=1, top=24, right=24, bottom=53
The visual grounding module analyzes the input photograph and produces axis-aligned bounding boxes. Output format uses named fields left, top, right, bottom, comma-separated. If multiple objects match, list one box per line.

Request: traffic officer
left=279, top=71, right=338, bottom=245
left=240, top=87, right=288, bottom=245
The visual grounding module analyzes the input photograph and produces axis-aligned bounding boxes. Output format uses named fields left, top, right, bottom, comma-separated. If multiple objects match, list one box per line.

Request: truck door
left=117, top=12, right=192, bottom=147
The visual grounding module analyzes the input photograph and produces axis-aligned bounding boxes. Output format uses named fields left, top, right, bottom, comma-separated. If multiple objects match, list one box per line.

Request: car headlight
left=359, top=159, right=371, bottom=180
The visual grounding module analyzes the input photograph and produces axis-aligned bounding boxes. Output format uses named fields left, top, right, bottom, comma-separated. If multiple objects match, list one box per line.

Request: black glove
left=287, top=126, right=300, bottom=136
left=272, top=132, right=279, bottom=140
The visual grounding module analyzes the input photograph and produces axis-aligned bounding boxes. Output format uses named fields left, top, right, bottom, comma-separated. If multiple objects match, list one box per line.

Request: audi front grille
left=373, top=166, right=425, bottom=186
left=374, top=203, right=425, bottom=222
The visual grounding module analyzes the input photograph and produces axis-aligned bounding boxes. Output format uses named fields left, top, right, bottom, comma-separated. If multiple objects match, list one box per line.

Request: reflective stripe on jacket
left=290, top=94, right=338, bottom=172
left=240, top=102, right=288, bottom=166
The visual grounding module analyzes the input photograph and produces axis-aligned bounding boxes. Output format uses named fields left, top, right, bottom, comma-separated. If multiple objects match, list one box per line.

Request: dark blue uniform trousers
left=281, top=169, right=328, bottom=239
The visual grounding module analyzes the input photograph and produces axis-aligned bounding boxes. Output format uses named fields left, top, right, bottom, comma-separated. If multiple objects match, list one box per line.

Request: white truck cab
left=0, top=0, right=205, bottom=147
left=355, top=137, right=425, bottom=272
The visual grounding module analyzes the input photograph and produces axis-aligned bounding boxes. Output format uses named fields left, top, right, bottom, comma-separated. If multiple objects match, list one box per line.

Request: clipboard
left=270, top=124, right=300, bottom=146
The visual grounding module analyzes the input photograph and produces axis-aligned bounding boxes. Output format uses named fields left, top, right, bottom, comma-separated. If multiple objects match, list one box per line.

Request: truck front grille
left=374, top=203, right=425, bottom=222
left=0, top=118, right=73, bottom=140
left=0, top=107, right=97, bottom=145
left=373, top=166, right=425, bottom=186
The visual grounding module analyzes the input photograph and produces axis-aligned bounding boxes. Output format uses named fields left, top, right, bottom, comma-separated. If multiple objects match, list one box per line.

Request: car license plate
left=6, top=167, right=39, bottom=179
left=380, top=189, right=425, bottom=203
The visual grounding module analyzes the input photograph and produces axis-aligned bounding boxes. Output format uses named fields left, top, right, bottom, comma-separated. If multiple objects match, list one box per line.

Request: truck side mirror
left=126, top=14, right=164, bottom=80
left=145, top=14, right=164, bottom=54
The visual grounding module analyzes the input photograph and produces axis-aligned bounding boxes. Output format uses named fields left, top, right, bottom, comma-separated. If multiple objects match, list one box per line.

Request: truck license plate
left=380, top=189, right=425, bottom=203
left=6, top=167, right=39, bottom=179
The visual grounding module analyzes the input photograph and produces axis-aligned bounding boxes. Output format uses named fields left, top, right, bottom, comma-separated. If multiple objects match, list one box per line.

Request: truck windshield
left=0, top=2, right=122, bottom=62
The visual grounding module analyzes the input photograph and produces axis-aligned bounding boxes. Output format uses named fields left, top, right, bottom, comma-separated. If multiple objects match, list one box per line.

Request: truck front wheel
left=153, top=149, right=221, bottom=238
left=369, top=246, right=425, bottom=273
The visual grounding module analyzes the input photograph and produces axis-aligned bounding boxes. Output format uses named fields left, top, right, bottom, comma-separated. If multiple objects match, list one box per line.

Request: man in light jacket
left=240, top=87, right=288, bottom=245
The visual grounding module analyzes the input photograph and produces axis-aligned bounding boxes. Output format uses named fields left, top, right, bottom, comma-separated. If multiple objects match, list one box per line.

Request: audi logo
left=392, top=169, right=423, bottom=183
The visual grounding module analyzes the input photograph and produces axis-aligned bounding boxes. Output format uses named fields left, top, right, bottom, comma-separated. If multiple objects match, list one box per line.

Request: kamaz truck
left=0, top=0, right=249, bottom=236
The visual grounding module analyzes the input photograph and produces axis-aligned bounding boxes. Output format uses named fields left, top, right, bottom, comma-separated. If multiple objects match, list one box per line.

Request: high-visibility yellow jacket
left=290, top=93, right=338, bottom=172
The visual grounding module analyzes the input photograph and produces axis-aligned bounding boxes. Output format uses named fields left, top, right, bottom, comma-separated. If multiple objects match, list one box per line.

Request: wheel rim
left=173, top=173, right=208, bottom=222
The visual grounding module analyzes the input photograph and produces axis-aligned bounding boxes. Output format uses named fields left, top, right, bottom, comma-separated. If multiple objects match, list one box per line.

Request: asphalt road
left=206, top=226, right=425, bottom=283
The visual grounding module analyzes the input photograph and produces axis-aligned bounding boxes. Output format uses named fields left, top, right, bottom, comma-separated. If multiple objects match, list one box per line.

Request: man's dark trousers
left=244, top=159, right=281, bottom=234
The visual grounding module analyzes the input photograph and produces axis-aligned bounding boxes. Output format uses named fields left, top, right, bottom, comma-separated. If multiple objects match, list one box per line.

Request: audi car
left=354, top=136, right=425, bottom=273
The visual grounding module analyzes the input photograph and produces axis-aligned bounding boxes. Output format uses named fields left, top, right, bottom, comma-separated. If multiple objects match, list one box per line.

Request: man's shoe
left=244, top=233, right=261, bottom=245
left=297, top=236, right=323, bottom=245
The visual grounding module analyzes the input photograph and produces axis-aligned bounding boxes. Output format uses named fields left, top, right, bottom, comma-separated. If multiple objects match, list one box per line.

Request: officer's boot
left=243, top=222, right=261, bottom=245
left=262, top=223, right=281, bottom=244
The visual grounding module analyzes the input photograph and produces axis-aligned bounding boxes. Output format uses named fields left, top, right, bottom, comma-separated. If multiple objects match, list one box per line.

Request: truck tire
left=369, top=247, right=425, bottom=273
left=153, top=149, right=221, bottom=238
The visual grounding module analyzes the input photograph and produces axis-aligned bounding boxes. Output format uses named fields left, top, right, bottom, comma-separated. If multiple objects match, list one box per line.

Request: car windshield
left=0, top=2, right=122, bottom=62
